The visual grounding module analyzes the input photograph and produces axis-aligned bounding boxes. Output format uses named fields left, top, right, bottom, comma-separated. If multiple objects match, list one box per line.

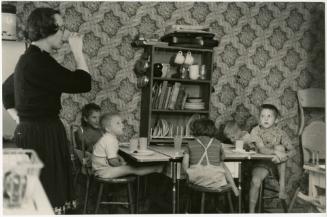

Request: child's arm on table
left=108, top=157, right=122, bottom=167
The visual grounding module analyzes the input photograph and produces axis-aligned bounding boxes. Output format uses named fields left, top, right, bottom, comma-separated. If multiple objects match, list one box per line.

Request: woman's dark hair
left=191, top=118, right=217, bottom=137
left=24, top=7, right=61, bottom=42
left=260, top=104, right=279, bottom=118
left=81, top=103, right=101, bottom=127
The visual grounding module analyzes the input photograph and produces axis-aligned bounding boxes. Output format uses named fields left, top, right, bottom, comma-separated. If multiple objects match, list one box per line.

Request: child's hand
left=275, top=151, right=287, bottom=161
left=118, top=156, right=127, bottom=166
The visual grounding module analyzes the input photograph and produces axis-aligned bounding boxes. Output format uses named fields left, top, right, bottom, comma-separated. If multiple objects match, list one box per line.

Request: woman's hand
left=7, top=108, right=19, bottom=124
left=68, top=33, right=83, bottom=55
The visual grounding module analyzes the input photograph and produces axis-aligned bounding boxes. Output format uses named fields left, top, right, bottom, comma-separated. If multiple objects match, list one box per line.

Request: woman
left=2, top=7, right=91, bottom=214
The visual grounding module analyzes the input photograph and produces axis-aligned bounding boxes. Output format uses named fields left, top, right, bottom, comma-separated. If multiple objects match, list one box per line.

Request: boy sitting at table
left=182, top=118, right=239, bottom=196
left=248, top=104, right=296, bottom=213
left=92, top=113, right=162, bottom=179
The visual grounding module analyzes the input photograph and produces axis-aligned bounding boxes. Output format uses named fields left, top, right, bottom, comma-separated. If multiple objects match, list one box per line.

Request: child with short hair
left=92, top=113, right=162, bottom=179
left=75, top=103, right=102, bottom=153
left=183, top=118, right=239, bottom=196
left=249, top=104, right=296, bottom=213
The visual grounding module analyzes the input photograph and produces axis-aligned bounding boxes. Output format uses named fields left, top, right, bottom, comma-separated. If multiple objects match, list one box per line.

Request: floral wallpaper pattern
left=10, top=1, right=325, bottom=209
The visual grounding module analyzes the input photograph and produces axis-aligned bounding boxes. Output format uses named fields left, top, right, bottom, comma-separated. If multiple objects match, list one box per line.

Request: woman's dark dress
left=2, top=45, right=91, bottom=214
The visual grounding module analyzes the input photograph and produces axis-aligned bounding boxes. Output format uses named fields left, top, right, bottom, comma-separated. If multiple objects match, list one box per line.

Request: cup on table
left=139, top=137, right=148, bottom=150
left=129, top=138, right=139, bottom=152
left=235, top=140, right=244, bottom=151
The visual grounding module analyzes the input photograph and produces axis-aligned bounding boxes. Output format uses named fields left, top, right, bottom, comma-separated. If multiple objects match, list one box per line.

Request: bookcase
left=139, top=44, right=213, bottom=144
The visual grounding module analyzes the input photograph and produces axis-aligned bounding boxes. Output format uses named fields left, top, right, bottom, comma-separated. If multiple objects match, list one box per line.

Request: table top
left=119, top=143, right=275, bottom=163
left=303, top=164, right=326, bottom=174
left=119, top=146, right=170, bottom=162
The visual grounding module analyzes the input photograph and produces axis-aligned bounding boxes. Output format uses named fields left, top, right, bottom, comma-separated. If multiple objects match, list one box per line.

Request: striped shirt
left=185, top=136, right=224, bottom=166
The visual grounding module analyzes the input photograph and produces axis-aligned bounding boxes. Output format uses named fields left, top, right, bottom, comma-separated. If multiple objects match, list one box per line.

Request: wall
left=11, top=1, right=325, bottom=208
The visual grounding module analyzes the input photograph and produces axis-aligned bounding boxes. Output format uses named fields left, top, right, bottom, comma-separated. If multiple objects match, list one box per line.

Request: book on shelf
left=163, top=86, right=172, bottom=109
left=168, top=82, right=181, bottom=110
left=181, top=93, right=189, bottom=110
left=158, top=81, right=168, bottom=109
left=174, top=87, right=185, bottom=110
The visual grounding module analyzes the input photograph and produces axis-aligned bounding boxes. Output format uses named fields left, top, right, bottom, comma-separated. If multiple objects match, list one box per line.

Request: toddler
left=92, top=113, right=162, bottom=179
left=249, top=104, right=296, bottom=213
left=183, top=118, right=239, bottom=196
left=223, top=121, right=255, bottom=151
left=75, top=103, right=102, bottom=153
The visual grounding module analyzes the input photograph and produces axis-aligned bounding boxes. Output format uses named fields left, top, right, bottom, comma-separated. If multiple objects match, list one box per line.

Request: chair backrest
left=297, top=88, right=325, bottom=135
left=70, top=125, right=87, bottom=161
left=301, top=121, right=326, bottom=164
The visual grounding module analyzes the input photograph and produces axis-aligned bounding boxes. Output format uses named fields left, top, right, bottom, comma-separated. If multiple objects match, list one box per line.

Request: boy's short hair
left=99, top=112, right=121, bottom=130
left=81, top=103, right=101, bottom=126
left=191, top=118, right=217, bottom=137
left=223, top=121, right=239, bottom=137
left=260, top=104, right=279, bottom=118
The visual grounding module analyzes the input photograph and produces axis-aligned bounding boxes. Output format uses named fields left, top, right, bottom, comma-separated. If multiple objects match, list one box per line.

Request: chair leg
left=127, top=182, right=135, bottom=214
left=135, top=176, right=140, bottom=214
left=185, top=187, right=191, bottom=213
left=95, top=183, right=104, bottom=214
left=83, top=175, right=92, bottom=214
left=200, top=192, right=206, bottom=213
left=258, top=183, right=263, bottom=213
left=288, top=187, right=300, bottom=212
left=227, top=191, right=234, bottom=213
left=280, top=199, right=288, bottom=213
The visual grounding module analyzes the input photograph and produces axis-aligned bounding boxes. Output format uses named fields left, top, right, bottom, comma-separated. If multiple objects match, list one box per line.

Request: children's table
left=119, top=145, right=182, bottom=213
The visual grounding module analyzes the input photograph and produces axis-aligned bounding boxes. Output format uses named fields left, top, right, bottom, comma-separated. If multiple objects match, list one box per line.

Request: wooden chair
left=94, top=175, right=137, bottom=214
left=70, top=125, right=93, bottom=214
left=287, top=88, right=325, bottom=212
left=184, top=181, right=234, bottom=213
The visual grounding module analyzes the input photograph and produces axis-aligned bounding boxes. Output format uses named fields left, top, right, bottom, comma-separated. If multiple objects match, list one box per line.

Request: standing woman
left=2, top=8, right=91, bottom=214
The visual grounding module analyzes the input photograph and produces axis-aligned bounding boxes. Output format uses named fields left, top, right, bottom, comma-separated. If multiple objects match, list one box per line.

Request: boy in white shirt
left=92, top=113, right=162, bottom=178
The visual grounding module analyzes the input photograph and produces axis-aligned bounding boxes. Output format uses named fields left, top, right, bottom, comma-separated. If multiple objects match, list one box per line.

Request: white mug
left=139, top=137, right=148, bottom=150
left=189, top=65, right=200, bottom=80
left=235, top=140, right=244, bottom=151
left=129, top=138, right=139, bottom=152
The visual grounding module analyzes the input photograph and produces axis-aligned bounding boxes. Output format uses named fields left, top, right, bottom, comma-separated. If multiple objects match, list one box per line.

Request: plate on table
left=232, top=149, right=256, bottom=154
left=119, top=142, right=130, bottom=148
left=131, top=150, right=155, bottom=156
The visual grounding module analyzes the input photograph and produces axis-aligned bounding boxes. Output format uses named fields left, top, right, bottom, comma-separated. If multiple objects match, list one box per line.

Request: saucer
left=131, top=150, right=155, bottom=156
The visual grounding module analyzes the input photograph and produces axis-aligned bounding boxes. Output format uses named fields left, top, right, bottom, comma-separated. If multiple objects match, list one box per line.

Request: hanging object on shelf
left=134, top=52, right=150, bottom=88
left=2, top=4, right=17, bottom=40
left=137, top=75, right=149, bottom=88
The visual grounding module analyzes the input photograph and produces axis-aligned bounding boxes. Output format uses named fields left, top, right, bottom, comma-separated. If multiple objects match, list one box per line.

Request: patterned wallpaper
left=10, top=1, right=325, bottom=209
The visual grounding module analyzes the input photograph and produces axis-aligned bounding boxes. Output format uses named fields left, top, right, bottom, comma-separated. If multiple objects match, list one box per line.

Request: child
left=248, top=104, right=296, bottom=213
left=223, top=121, right=255, bottom=151
left=182, top=118, right=239, bottom=196
left=92, top=113, right=162, bottom=179
left=75, top=103, right=103, bottom=153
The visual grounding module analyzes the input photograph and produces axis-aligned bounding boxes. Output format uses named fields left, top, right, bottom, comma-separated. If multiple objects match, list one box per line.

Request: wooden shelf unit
left=139, top=45, right=214, bottom=144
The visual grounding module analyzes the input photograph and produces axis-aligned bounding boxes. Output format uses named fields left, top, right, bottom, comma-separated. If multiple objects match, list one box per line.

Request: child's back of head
left=191, top=118, right=217, bottom=138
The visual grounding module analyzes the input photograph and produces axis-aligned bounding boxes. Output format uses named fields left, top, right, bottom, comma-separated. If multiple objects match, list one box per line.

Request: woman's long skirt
left=14, top=117, right=76, bottom=214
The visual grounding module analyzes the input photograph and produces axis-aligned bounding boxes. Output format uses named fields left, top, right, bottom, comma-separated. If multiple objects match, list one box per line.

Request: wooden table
left=119, top=146, right=182, bottom=213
